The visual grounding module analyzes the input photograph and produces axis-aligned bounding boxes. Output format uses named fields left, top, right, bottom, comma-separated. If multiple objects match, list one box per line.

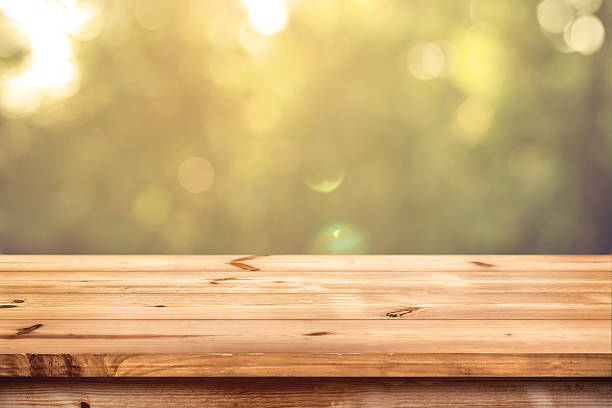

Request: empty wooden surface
left=2, top=292, right=609, bottom=319
left=0, top=255, right=610, bottom=377
left=1, top=378, right=611, bottom=407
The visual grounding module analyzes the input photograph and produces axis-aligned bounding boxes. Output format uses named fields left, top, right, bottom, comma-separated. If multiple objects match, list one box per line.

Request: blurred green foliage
left=0, top=0, right=610, bottom=254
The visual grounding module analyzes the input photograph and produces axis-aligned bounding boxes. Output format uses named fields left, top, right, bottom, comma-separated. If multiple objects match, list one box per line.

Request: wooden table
left=0, top=255, right=610, bottom=407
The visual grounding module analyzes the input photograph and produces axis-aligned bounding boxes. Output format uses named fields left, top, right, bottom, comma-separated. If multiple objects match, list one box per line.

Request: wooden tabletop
left=0, top=255, right=610, bottom=377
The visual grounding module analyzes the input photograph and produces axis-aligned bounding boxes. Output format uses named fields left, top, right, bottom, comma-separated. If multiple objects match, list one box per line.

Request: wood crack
left=227, top=255, right=267, bottom=271
left=304, top=331, right=332, bottom=336
left=470, top=261, right=495, bottom=267
left=386, top=308, right=421, bottom=318
left=16, top=324, right=43, bottom=336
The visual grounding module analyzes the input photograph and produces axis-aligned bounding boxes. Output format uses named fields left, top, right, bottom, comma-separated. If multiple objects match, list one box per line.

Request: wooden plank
left=1, top=293, right=609, bottom=320
left=0, top=255, right=609, bottom=378
left=1, top=378, right=611, bottom=407
left=1, top=353, right=610, bottom=377
left=2, top=271, right=609, bottom=294
left=0, top=320, right=609, bottom=354
left=0, top=254, right=609, bottom=272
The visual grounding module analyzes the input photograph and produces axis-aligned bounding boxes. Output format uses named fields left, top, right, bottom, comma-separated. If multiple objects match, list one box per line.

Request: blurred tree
left=0, top=0, right=609, bottom=254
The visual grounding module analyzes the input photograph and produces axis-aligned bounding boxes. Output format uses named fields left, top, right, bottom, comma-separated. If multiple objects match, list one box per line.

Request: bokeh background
left=0, top=0, right=610, bottom=254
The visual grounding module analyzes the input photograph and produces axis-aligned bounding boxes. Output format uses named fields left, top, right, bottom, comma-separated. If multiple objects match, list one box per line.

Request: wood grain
left=1, top=293, right=609, bottom=320
left=0, top=319, right=609, bottom=354
left=0, top=254, right=608, bottom=272
left=1, top=353, right=610, bottom=377
left=1, top=378, right=611, bottom=407
left=0, top=255, right=610, bottom=377
left=2, top=271, right=609, bottom=294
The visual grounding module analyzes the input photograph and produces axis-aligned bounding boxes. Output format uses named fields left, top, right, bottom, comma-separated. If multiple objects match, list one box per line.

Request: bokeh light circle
left=564, top=14, right=605, bottom=55
left=406, top=42, right=446, bottom=81
left=178, top=156, right=215, bottom=193
left=537, top=0, right=574, bottom=34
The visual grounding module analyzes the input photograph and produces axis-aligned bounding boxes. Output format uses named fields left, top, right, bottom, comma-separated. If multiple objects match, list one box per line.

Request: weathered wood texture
left=1, top=353, right=609, bottom=377
left=1, top=378, right=611, bottom=407
left=0, top=255, right=610, bottom=377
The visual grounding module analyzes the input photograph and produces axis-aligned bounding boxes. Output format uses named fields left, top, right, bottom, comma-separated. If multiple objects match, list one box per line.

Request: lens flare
left=304, top=170, right=345, bottom=193
left=310, top=222, right=369, bottom=254
left=302, top=138, right=346, bottom=194
left=332, top=227, right=341, bottom=238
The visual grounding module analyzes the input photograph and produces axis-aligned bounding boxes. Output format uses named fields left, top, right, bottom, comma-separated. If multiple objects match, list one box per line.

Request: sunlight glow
left=241, top=0, right=288, bottom=36
left=451, top=26, right=504, bottom=100
left=0, top=0, right=98, bottom=115
left=0, top=75, right=42, bottom=116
